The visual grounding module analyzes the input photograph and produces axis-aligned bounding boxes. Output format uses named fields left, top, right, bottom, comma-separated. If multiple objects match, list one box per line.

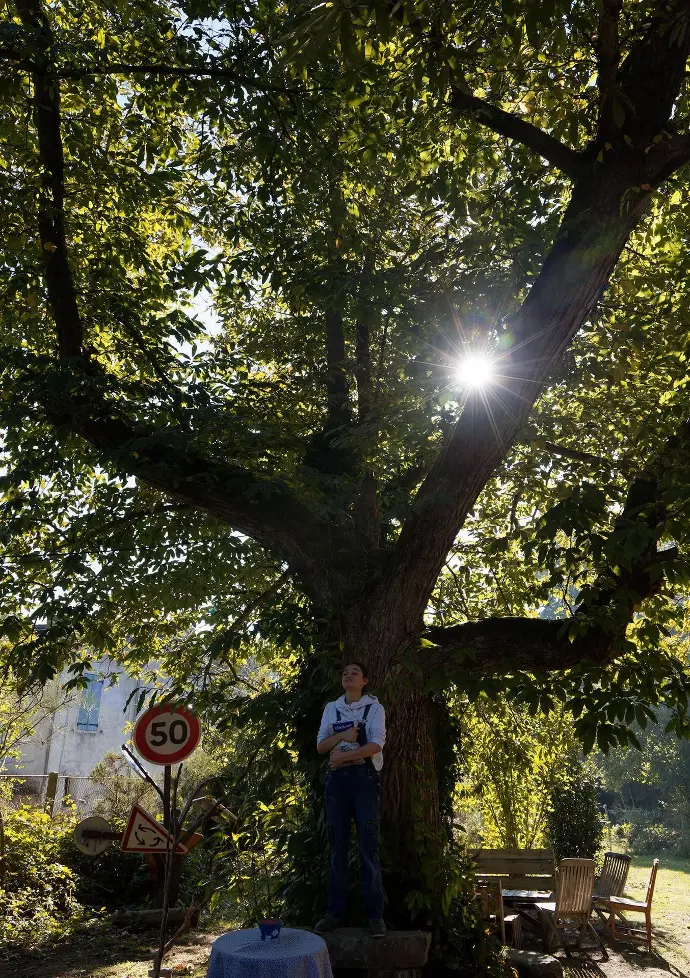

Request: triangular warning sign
left=121, top=804, right=188, bottom=854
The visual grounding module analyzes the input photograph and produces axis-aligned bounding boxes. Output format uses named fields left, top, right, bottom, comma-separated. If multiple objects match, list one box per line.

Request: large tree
left=3, top=0, right=690, bottom=916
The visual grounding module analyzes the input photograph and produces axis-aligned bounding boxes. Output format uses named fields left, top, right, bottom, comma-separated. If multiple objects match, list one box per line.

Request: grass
left=618, top=854, right=690, bottom=974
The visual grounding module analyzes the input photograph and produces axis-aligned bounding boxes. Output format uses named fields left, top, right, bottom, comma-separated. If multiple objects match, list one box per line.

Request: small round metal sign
left=74, top=815, right=114, bottom=856
left=133, top=704, right=201, bottom=766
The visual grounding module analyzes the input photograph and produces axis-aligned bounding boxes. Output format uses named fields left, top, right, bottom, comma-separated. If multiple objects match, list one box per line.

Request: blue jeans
left=325, top=765, right=385, bottom=920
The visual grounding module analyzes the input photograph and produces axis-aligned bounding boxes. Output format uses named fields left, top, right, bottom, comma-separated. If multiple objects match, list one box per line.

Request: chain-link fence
left=57, top=775, right=110, bottom=816
left=0, top=773, right=113, bottom=817
left=0, top=773, right=51, bottom=809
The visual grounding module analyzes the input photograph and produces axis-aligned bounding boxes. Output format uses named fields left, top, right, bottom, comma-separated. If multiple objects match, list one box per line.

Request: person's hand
left=330, top=749, right=353, bottom=769
left=340, top=724, right=358, bottom=743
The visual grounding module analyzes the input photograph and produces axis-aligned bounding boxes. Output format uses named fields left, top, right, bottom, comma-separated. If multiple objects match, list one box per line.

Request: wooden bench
left=471, top=849, right=556, bottom=894
left=472, top=849, right=556, bottom=949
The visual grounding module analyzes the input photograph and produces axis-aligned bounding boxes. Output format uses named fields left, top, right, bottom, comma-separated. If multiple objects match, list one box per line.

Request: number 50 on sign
left=133, top=705, right=201, bottom=765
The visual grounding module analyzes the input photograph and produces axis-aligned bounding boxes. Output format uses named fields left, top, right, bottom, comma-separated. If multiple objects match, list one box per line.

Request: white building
left=7, top=660, right=144, bottom=778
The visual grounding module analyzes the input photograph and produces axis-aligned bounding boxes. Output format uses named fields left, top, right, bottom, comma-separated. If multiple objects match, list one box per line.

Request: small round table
left=206, top=928, right=333, bottom=978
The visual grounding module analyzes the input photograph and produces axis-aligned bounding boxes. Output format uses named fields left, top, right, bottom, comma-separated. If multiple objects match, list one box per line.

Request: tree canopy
left=2, top=1, right=690, bottom=905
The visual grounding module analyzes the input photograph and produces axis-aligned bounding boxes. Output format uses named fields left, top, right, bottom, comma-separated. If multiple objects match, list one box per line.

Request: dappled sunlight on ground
left=1, top=924, right=217, bottom=978
left=560, top=946, right=688, bottom=978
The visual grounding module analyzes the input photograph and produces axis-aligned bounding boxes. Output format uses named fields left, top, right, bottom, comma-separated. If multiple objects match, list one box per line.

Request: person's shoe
left=314, top=915, right=342, bottom=934
left=368, top=918, right=386, bottom=938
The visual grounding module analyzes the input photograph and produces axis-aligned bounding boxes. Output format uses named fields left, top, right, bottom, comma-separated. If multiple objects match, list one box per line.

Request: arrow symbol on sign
left=135, top=825, right=162, bottom=846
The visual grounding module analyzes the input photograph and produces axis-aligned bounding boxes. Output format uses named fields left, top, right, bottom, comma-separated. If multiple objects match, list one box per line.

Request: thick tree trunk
left=343, top=610, right=449, bottom=925
left=378, top=686, right=445, bottom=925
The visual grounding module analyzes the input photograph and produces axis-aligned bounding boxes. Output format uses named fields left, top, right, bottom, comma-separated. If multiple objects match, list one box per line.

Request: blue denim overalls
left=324, top=704, right=384, bottom=920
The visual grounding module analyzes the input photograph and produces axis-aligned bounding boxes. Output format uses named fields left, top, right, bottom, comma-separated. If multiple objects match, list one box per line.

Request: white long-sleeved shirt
left=317, top=694, right=386, bottom=772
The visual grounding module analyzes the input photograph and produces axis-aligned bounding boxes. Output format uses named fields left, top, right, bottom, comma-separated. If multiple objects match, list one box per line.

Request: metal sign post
left=73, top=703, right=232, bottom=978
left=132, top=704, right=203, bottom=978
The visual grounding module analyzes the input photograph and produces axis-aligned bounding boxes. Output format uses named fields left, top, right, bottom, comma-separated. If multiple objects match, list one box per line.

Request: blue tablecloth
left=206, top=928, right=333, bottom=978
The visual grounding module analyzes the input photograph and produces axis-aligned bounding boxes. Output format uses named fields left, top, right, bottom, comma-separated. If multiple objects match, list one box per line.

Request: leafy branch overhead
left=1, top=0, right=690, bottom=751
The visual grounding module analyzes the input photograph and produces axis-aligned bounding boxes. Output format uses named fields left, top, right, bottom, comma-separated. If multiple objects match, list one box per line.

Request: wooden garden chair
left=608, top=858, right=659, bottom=953
left=475, top=877, right=522, bottom=949
left=536, top=858, right=599, bottom=952
left=592, top=852, right=631, bottom=927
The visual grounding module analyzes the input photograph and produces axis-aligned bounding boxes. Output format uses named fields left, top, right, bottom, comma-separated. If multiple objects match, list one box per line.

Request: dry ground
left=0, top=925, right=215, bottom=978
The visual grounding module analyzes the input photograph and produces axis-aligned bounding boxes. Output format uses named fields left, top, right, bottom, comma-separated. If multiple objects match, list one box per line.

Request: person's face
left=342, top=664, right=367, bottom=695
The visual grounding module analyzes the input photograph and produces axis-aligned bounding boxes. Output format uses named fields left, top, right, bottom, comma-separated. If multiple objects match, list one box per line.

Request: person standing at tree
left=314, top=663, right=387, bottom=938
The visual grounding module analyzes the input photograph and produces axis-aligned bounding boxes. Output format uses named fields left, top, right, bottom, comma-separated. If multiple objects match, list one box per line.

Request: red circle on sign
left=133, top=705, right=201, bottom=765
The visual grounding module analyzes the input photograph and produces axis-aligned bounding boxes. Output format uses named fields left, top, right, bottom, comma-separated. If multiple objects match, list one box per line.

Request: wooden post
left=44, top=772, right=58, bottom=816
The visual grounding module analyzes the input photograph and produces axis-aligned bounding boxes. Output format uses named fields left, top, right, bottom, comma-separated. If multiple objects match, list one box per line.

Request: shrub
left=628, top=821, right=680, bottom=854
left=61, top=834, right=152, bottom=910
left=456, top=699, right=578, bottom=850
left=546, top=775, right=604, bottom=862
left=0, top=805, right=87, bottom=948
left=89, top=752, right=161, bottom=823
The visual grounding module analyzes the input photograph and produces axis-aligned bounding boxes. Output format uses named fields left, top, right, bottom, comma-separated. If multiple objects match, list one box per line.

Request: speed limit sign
left=133, top=705, right=201, bottom=765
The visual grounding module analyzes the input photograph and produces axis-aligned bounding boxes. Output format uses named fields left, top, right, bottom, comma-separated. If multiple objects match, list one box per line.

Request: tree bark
left=378, top=686, right=444, bottom=925
left=341, top=610, right=449, bottom=923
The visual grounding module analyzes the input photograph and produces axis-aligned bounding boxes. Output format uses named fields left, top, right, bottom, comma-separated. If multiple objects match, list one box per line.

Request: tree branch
left=13, top=0, right=359, bottom=607
left=324, top=305, right=350, bottom=430
left=427, top=616, right=580, bottom=673
left=16, top=0, right=84, bottom=359
left=114, top=309, right=183, bottom=400
left=596, top=0, right=623, bottom=143
left=647, top=129, right=690, bottom=184
left=0, top=48, right=304, bottom=95
left=613, top=1, right=690, bottom=148
left=353, top=297, right=380, bottom=548
left=53, top=64, right=297, bottom=93
left=450, top=86, right=582, bottom=178
left=426, top=427, right=685, bottom=676
left=303, top=302, right=357, bottom=478
left=378, top=173, right=645, bottom=627
left=354, top=308, right=374, bottom=422
left=62, top=407, right=354, bottom=604
left=371, top=11, right=690, bottom=637
left=202, top=570, right=291, bottom=691
left=56, top=503, right=192, bottom=553
left=354, top=472, right=379, bottom=550
left=542, top=441, right=609, bottom=466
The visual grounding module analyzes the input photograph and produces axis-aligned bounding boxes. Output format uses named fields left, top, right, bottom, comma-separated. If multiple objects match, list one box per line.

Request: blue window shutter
left=76, top=674, right=104, bottom=731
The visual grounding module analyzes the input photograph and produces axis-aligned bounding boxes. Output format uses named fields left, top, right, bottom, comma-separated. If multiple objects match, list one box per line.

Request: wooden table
left=502, top=890, right=553, bottom=937
left=503, top=889, right=553, bottom=904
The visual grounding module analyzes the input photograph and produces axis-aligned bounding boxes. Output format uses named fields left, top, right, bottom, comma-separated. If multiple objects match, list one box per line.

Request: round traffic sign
left=133, top=704, right=201, bottom=765
left=74, top=815, right=114, bottom=856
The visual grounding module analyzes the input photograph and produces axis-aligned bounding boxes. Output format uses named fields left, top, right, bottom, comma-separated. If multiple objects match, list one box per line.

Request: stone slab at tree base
left=112, top=908, right=199, bottom=929
left=366, top=970, right=422, bottom=978
left=507, top=949, right=563, bottom=978
left=320, top=929, right=431, bottom=972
